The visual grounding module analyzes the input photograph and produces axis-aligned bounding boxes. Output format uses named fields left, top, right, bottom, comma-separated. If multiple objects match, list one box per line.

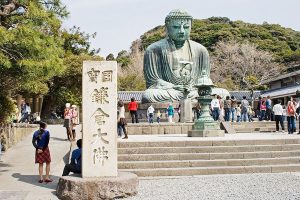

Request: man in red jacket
left=128, top=97, right=139, bottom=123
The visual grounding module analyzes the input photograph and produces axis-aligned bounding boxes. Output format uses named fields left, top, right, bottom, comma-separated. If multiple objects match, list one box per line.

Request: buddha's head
left=165, top=9, right=192, bottom=45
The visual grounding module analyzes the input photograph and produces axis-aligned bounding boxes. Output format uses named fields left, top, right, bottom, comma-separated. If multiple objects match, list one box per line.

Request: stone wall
left=0, top=123, right=38, bottom=151
left=126, top=123, right=194, bottom=135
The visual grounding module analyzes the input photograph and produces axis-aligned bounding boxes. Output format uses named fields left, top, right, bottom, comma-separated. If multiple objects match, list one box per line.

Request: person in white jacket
left=147, top=105, right=155, bottom=123
left=273, top=99, right=284, bottom=132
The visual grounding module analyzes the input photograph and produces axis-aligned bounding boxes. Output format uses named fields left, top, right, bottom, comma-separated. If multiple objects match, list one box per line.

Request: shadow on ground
left=62, top=151, right=70, bottom=164
left=51, top=137, right=68, bottom=142
left=0, top=161, right=12, bottom=167
left=12, top=173, right=60, bottom=189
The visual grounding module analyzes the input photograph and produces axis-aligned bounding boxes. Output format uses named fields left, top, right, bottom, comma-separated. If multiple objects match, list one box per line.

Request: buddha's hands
left=152, top=79, right=175, bottom=89
left=173, top=84, right=185, bottom=91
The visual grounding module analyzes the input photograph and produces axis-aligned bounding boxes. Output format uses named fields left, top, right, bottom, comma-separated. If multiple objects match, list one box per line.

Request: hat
left=71, top=105, right=77, bottom=108
left=66, top=103, right=70, bottom=108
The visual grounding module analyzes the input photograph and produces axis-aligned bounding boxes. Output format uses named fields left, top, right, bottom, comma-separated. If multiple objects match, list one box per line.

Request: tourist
left=32, top=122, right=52, bottom=183
left=247, top=106, right=254, bottom=122
left=118, top=101, right=128, bottom=139
left=282, top=105, right=287, bottom=121
left=211, top=95, right=220, bottom=121
left=177, top=105, right=181, bottom=122
left=256, top=96, right=262, bottom=120
left=236, top=105, right=241, bottom=122
left=241, top=96, right=249, bottom=122
left=260, top=97, right=267, bottom=121
left=63, top=103, right=73, bottom=141
left=231, top=96, right=237, bottom=122
left=19, top=102, right=31, bottom=123
left=167, top=103, right=174, bottom=123
left=265, top=96, right=272, bottom=121
left=218, top=95, right=224, bottom=121
left=224, top=96, right=231, bottom=122
left=273, top=100, right=284, bottom=132
left=147, top=105, right=155, bottom=123
left=71, top=105, right=78, bottom=141
left=287, top=97, right=296, bottom=134
left=62, top=139, right=82, bottom=176
left=128, top=97, right=139, bottom=123
left=156, top=110, right=161, bottom=123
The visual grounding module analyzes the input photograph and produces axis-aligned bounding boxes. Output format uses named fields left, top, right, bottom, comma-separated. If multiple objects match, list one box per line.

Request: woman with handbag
left=287, top=97, right=296, bottom=134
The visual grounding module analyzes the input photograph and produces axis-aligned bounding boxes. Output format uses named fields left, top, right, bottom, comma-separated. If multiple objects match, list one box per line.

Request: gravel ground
left=125, top=173, right=300, bottom=200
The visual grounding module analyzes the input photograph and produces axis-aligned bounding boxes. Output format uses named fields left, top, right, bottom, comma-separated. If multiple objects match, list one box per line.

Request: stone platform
left=126, top=121, right=280, bottom=135
left=56, top=172, right=138, bottom=200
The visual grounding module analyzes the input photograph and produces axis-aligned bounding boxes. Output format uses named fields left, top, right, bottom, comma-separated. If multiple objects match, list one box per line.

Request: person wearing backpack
left=241, top=96, right=249, bottom=122
left=287, top=97, right=296, bottom=134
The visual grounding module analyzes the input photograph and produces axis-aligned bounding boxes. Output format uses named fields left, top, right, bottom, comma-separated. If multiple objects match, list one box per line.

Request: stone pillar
left=82, top=61, right=117, bottom=177
left=180, top=98, right=193, bottom=123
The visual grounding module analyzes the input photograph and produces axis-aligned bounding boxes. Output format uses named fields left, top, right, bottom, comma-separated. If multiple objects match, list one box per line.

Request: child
left=236, top=105, right=241, bottom=122
left=156, top=110, right=161, bottom=123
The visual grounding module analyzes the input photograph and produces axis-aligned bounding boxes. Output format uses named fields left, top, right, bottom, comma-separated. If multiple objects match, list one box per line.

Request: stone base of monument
left=188, top=121, right=225, bottom=137
left=56, top=172, right=138, bottom=200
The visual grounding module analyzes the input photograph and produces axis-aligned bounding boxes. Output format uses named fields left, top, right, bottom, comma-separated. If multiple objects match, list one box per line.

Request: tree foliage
left=210, top=40, right=283, bottom=90
left=139, top=17, right=300, bottom=65
left=0, top=0, right=67, bottom=96
left=42, top=28, right=103, bottom=113
left=117, top=40, right=146, bottom=91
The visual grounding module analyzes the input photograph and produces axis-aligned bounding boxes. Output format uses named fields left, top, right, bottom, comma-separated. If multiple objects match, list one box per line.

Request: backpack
left=288, top=104, right=295, bottom=115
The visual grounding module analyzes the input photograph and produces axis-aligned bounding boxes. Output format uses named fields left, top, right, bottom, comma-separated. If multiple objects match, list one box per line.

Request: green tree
left=0, top=0, right=68, bottom=121
left=106, top=53, right=115, bottom=61
left=43, top=28, right=103, bottom=114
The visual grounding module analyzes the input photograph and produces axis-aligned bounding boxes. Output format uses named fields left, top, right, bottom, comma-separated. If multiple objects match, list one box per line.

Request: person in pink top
left=260, top=97, right=267, bottom=121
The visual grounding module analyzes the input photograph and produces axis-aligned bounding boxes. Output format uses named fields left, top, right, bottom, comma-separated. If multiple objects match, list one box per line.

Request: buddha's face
left=166, top=19, right=191, bottom=43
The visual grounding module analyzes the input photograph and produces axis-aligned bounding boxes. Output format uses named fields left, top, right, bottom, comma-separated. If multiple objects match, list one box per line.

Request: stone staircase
left=118, top=139, right=300, bottom=177
left=231, top=121, right=299, bottom=133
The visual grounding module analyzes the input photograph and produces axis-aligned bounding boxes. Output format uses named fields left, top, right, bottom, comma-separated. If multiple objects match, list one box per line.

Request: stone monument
left=142, top=9, right=212, bottom=103
left=56, top=61, right=138, bottom=199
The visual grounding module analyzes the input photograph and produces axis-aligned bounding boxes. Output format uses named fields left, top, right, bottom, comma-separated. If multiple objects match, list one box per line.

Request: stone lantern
left=188, top=72, right=224, bottom=137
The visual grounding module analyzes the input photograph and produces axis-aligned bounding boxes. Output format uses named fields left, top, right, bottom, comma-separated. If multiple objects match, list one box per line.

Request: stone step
left=119, top=164, right=300, bottom=177
left=118, top=150, right=300, bottom=161
left=118, top=139, right=300, bottom=148
left=118, top=144, right=300, bottom=154
left=118, top=157, right=300, bottom=169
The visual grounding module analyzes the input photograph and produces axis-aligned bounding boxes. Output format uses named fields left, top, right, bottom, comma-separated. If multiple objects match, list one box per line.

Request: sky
left=61, top=0, right=300, bottom=57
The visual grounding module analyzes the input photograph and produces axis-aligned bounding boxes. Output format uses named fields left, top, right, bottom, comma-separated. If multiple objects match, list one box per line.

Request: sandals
left=38, top=179, right=43, bottom=183
left=44, top=179, right=53, bottom=183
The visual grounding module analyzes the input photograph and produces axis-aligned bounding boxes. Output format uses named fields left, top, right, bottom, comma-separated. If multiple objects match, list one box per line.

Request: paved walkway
left=2, top=126, right=300, bottom=200
left=0, top=124, right=75, bottom=200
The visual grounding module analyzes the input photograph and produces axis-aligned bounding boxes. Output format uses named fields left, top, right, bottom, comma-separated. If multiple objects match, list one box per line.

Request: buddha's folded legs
left=142, top=88, right=184, bottom=103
